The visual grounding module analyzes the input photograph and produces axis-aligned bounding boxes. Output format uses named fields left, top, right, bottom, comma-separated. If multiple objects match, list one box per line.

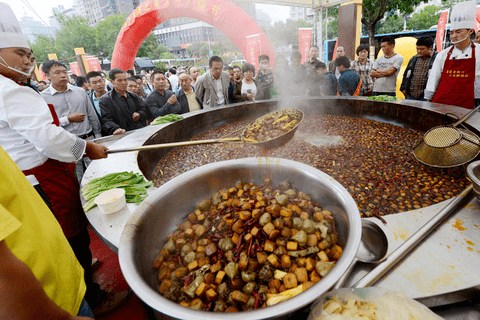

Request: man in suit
left=195, top=56, right=230, bottom=109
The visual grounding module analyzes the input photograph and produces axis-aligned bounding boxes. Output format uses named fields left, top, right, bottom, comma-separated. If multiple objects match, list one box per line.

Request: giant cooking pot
left=119, top=157, right=362, bottom=320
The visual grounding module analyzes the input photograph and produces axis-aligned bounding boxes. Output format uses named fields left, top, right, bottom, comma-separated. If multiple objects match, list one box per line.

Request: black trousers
left=34, top=184, right=104, bottom=309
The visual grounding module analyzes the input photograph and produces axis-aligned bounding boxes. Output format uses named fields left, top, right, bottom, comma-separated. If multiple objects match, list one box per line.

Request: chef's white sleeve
left=3, top=85, right=86, bottom=162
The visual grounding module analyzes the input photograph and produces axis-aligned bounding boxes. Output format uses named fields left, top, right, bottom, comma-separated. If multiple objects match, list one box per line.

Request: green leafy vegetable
left=151, top=114, right=183, bottom=125
left=81, top=171, right=154, bottom=212
left=366, top=95, right=398, bottom=102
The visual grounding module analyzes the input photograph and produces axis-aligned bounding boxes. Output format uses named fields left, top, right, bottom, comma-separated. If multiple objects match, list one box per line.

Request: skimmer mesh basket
left=413, top=126, right=480, bottom=168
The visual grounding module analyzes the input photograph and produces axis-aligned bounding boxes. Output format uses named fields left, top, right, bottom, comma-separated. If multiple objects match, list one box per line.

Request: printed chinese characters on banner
left=298, top=28, right=313, bottom=64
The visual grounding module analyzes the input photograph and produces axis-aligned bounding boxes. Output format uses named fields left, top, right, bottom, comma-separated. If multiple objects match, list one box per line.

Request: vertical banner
left=87, top=57, right=102, bottom=71
left=436, top=10, right=449, bottom=52
left=298, top=28, right=313, bottom=64
left=332, top=40, right=339, bottom=61
left=246, top=34, right=261, bottom=70
left=69, top=62, right=81, bottom=76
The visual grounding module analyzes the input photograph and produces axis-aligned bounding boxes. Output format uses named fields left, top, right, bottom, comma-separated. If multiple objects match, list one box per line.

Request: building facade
left=49, top=5, right=77, bottom=30
left=153, top=18, right=226, bottom=58
left=73, top=0, right=141, bottom=25
left=152, top=1, right=259, bottom=58
left=289, top=7, right=314, bottom=24
left=18, top=16, right=54, bottom=43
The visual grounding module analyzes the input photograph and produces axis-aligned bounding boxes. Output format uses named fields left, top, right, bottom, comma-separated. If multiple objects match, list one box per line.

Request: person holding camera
left=254, top=54, right=275, bottom=99
left=232, top=63, right=264, bottom=102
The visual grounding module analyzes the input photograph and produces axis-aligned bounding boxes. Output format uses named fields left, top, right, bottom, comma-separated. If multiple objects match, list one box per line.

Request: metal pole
left=206, top=27, right=212, bottom=58
left=318, top=8, right=323, bottom=60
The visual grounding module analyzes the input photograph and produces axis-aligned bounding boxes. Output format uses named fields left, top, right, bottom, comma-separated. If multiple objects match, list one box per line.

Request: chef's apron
left=432, top=43, right=476, bottom=109
left=23, top=159, right=88, bottom=239
left=22, top=103, right=87, bottom=239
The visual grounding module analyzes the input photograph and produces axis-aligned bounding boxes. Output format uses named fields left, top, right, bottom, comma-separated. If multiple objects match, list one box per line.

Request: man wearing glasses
left=195, top=56, right=231, bottom=109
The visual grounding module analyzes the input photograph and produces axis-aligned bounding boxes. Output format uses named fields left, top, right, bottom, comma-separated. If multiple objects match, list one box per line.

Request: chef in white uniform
left=0, top=3, right=130, bottom=314
left=425, top=0, right=480, bottom=109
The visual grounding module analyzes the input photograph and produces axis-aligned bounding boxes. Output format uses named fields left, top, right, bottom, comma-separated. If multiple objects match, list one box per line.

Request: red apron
left=432, top=42, right=476, bottom=109
left=23, top=159, right=88, bottom=239
left=22, top=101, right=87, bottom=239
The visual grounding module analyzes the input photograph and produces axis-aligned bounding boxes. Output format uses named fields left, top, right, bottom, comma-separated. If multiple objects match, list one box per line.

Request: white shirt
left=41, top=84, right=101, bottom=137
left=169, top=74, right=179, bottom=93
left=0, top=75, right=85, bottom=171
left=213, top=76, right=225, bottom=106
left=241, top=81, right=257, bottom=97
left=425, top=43, right=480, bottom=100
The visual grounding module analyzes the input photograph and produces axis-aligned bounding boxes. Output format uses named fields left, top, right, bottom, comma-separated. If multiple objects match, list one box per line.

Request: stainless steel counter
left=82, top=100, right=480, bottom=311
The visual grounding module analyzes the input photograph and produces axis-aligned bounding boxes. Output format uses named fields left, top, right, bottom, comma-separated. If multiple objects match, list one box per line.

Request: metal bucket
left=118, top=157, right=362, bottom=320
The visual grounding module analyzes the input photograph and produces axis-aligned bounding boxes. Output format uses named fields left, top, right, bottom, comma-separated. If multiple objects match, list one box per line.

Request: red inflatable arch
left=111, top=0, right=276, bottom=70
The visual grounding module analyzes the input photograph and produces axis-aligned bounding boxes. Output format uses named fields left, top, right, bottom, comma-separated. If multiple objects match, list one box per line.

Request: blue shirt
left=338, top=69, right=361, bottom=96
left=89, top=90, right=101, bottom=117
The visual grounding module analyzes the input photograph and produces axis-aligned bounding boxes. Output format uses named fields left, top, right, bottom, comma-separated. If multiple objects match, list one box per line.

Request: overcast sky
left=7, top=0, right=289, bottom=26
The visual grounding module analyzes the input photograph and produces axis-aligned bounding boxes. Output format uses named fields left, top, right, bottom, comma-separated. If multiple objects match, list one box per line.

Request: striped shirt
left=351, top=59, right=374, bottom=95
left=408, top=55, right=434, bottom=99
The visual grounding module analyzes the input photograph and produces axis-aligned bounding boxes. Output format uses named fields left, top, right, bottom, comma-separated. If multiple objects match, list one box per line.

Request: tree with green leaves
left=93, top=14, right=128, bottom=59
left=376, top=14, right=405, bottom=35
left=407, top=5, right=441, bottom=31
left=362, top=0, right=428, bottom=52
left=266, top=19, right=313, bottom=50
left=54, top=14, right=96, bottom=60
left=30, top=13, right=166, bottom=64
left=29, top=35, right=56, bottom=64
left=187, top=42, right=209, bottom=58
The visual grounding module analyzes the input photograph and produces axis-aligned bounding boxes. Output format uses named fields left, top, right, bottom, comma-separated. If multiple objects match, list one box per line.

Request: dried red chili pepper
left=184, top=273, right=193, bottom=287
left=253, top=291, right=262, bottom=309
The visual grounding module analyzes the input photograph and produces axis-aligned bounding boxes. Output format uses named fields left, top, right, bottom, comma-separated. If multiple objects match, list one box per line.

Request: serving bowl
left=94, top=188, right=126, bottom=214
left=119, top=158, right=362, bottom=320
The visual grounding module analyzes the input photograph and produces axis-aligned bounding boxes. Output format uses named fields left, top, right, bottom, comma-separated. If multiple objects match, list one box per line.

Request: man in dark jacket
left=146, top=70, right=181, bottom=119
left=337, top=56, right=361, bottom=96
left=99, top=68, right=150, bottom=135
left=316, top=62, right=338, bottom=96
left=176, top=73, right=203, bottom=114
left=400, top=36, right=437, bottom=101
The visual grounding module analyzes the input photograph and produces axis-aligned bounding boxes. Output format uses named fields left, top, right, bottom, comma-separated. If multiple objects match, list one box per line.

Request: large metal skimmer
left=413, top=105, right=480, bottom=168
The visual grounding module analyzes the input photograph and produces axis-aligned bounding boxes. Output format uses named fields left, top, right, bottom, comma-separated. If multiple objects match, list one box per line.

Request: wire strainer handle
left=453, top=104, right=480, bottom=127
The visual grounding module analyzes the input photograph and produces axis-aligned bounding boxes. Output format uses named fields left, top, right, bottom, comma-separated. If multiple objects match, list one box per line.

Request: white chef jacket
left=424, top=42, right=480, bottom=100
left=0, top=75, right=86, bottom=171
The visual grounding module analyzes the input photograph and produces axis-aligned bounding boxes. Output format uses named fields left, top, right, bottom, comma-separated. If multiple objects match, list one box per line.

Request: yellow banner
left=74, top=47, right=86, bottom=55
left=47, top=53, right=58, bottom=60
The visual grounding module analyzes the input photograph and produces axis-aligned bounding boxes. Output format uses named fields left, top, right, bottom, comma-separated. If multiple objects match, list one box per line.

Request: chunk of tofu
left=232, top=290, right=249, bottom=304
left=267, top=254, right=280, bottom=268
left=283, top=273, right=298, bottom=289
left=215, top=270, right=226, bottom=284
left=286, top=241, right=298, bottom=251
left=264, top=239, right=276, bottom=252
left=281, top=254, right=291, bottom=269
left=295, top=267, right=308, bottom=283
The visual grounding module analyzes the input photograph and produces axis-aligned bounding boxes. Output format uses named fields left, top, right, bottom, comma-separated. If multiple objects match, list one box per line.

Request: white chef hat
left=0, top=2, right=30, bottom=49
left=450, top=0, right=477, bottom=30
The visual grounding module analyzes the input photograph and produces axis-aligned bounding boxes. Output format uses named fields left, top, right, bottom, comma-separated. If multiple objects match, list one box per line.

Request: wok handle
left=105, top=137, right=241, bottom=154
left=352, top=184, right=474, bottom=288
left=453, top=104, right=480, bottom=127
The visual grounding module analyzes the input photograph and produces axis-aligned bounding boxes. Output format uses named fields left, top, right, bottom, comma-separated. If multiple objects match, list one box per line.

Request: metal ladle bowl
left=105, top=109, right=304, bottom=154
left=333, top=219, right=389, bottom=289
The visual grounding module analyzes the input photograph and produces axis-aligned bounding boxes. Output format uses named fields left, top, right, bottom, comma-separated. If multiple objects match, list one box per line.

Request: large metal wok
left=118, top=158, right=362, bottom=320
